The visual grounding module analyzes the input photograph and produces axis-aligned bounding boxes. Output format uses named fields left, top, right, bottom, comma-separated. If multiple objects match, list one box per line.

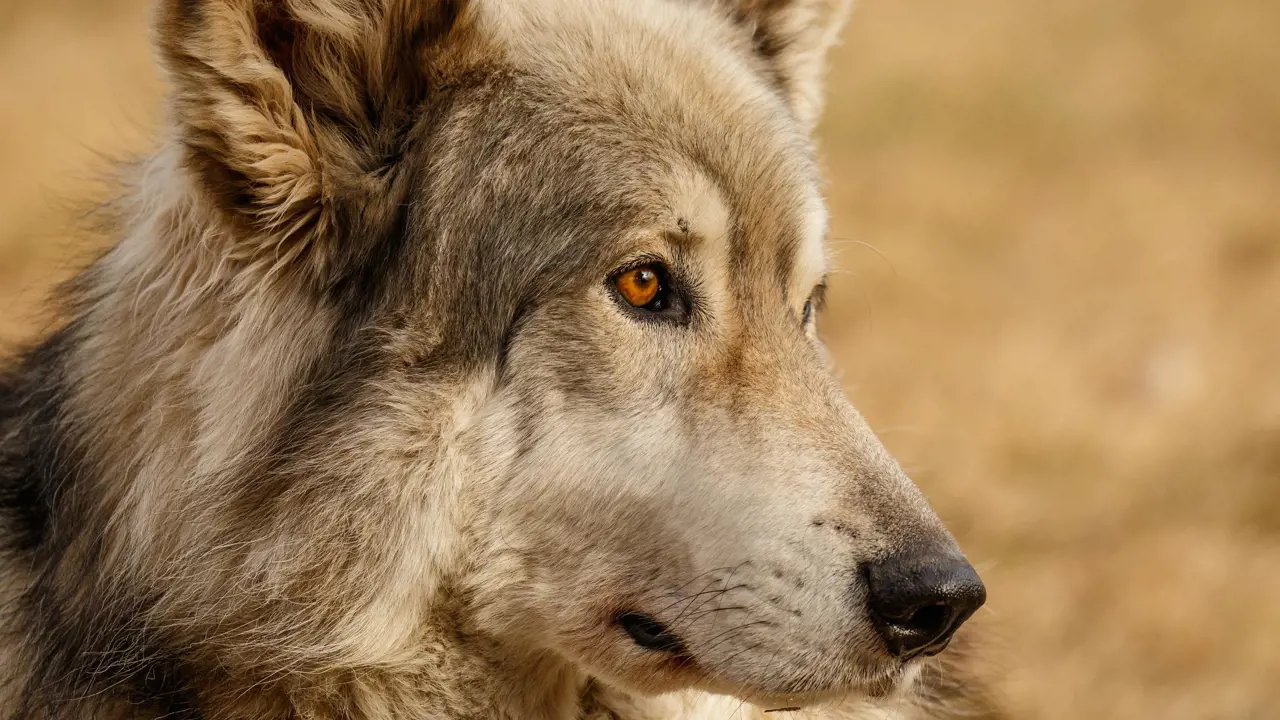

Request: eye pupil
left=803, top=299, right=814, bottom=325
left=616, top=265, right=663, bottom=308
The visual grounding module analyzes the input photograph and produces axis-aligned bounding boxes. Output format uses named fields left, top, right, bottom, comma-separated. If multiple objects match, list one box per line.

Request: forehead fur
left=462, top=0, right=827, bottom=290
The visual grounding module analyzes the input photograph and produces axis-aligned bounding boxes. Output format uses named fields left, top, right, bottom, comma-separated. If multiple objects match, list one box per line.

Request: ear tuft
left=156, top=0, right=468, bottom=281
left=725, top=0, right=853, bottom=130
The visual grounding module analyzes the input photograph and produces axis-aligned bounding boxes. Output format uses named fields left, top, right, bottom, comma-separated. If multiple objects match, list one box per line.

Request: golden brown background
left=1, top=1, right=1277, bottom=718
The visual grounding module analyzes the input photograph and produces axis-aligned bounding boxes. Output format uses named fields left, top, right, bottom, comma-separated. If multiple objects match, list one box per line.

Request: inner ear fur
left=722, top=0, right=853, bottom=130
left=155, top=0, right=469, bottom=284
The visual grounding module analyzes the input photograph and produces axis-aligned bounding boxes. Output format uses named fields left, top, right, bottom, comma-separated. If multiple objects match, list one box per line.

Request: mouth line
left=741, top=659, right=916, bottom=710
left=616, top=611, right=689, bottom=655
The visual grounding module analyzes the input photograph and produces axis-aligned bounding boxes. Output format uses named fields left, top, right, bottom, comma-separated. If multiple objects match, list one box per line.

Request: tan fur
left=0, top=1, right=999, bottom=719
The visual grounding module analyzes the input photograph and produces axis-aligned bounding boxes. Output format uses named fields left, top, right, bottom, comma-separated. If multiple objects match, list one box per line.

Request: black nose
left=864, top=552, right=986, bottom=658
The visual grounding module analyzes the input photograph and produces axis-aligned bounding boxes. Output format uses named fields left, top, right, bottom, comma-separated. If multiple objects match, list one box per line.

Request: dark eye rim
left=606, top=258, right=691, bottom=324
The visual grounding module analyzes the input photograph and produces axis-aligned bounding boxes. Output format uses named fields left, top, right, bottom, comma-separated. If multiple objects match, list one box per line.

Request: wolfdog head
left=37, top=0, right=984, bottom=713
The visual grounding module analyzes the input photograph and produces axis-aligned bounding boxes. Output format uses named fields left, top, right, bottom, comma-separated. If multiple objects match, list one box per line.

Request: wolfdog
left=0, top=1, right=995, bottom=718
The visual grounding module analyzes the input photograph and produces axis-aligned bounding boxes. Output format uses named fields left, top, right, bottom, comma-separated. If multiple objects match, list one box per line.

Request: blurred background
left=1, top=0, right=1277, bottom=717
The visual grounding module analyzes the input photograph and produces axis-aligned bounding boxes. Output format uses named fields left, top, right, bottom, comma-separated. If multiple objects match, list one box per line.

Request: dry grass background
left=1, top=1, right=1278, bottom=718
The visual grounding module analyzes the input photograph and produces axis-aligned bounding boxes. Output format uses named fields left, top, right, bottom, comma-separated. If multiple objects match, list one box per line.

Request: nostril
left=871, top=601, right=958, bottom=659
left=901, top=603, right=951, bottom=638
left=863, top=553, right=986, bottom=658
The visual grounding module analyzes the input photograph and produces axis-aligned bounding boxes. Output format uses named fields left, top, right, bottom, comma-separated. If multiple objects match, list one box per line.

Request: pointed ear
left=726, top=0, right=853, bottom=130
left=156, top=0, right=468, bottom=282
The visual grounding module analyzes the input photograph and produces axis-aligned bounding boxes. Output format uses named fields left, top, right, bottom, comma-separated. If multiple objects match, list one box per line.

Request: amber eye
left=615, top=265, right=662, bottom=308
